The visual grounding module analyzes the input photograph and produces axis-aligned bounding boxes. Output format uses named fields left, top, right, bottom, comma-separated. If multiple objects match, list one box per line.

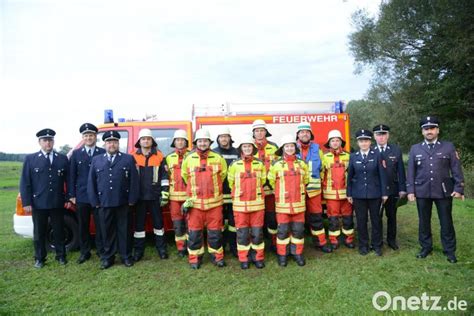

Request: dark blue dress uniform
left=407, top=116, right=464, bottom=262
left=68, top=123, right=106, bottom=262
left=347, top=129, right=388, bottom=255
left=213, top=138, right=240, bottom=257
left=87, top=131, right=139, bottom=268
left=20, top=128, right=69, bottom=266
left=372, top=124, right=406, bottom=249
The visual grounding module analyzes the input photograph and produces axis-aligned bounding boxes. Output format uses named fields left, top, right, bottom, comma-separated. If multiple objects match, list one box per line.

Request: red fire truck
left=13, top=101, right=350, bottom=251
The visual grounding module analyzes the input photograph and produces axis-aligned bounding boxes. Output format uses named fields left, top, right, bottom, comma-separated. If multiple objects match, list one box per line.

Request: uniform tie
left=46, top=152, right=52, bottom=165
left=380, top=146, right=385, bottom=153
left=88, top=149, right=92, bottom=157
left=363, top=153, right=367, bottom=160
left=428, top=143, right=434, bottom=150
left=108, top=154, right=114, bottom=163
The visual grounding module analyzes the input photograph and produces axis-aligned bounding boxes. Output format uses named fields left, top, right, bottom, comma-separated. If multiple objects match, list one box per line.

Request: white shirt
left=41, top=150, right=53, bottom=164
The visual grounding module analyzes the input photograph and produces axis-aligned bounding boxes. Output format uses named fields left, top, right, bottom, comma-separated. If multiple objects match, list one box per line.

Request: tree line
left=347, top=0, right=473, bottom=166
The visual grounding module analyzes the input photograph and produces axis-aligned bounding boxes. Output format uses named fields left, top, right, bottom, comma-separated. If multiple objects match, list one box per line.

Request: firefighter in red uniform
left=164, top=130, right=191, bottom=257
left=268, top=134, right=309, bottom=267
left=227, top=135, right=266, bottom=269
left=181, top=129, right=227, bottom=269
left=131, top=129, right=169, bottom=261
left=321, top=130, right=354, bottom=250
left=252, top=119, right=279, bottom=251
left=296, top=122, right=332, bottom=253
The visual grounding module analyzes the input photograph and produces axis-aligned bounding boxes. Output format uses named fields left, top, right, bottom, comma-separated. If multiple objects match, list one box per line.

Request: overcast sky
left=0, top=0, right=379, bottom=153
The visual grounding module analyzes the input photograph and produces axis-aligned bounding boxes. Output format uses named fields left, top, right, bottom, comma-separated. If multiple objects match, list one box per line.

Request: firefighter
left=88, top=131, right=139, bottom=269
left=268, top=134, right=309, bottom=267
left=372, top=124, right=406, bottom=250
left=407, top=116, right=464, bottom=263
left=131, top=129, right=169, bottom=262
left=252, top=119, right=279, bottom=251
left=212, top=127, right=239, bottom=258
left=347, top=129, right=388, bottom=256
left=295, top=122, right=331, bottom=253
left=181, top=129, right=227, bottom=269
left=20, top=128, right=69, bottom=268
left=321, top=130, right=353, bottom=250
left=68, top=123, right=106, bottom=264
left=165, top=129, right=191, bottom=257
left=227, top=135, right=266, bottom=269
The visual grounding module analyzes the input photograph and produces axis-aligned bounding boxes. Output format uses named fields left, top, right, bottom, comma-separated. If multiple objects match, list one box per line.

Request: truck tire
left=47, top=213, right=79, bottom=252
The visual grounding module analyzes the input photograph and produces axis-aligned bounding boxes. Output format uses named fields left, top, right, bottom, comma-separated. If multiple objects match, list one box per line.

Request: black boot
left=240, top=261, right=250, bottom=270
left=293, top=254, right=306, bottom=266
left=278, top=255, right=287, bottom=267
left=254, top=260, right=265, bottom=269
left=320, top=244, right=333, bottom=253
left=178, top=249, right=188, bottom=258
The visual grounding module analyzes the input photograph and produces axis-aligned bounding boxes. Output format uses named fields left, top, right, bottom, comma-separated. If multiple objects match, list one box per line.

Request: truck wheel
left=47, top=214, right=79, bottom=252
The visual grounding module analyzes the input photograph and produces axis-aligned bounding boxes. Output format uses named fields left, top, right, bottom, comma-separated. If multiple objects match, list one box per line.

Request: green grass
left=0, top=161, right=473, bottom=314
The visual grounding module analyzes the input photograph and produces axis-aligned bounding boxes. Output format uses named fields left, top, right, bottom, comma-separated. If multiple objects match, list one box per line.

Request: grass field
left=0, top=161, right=473, bottom=314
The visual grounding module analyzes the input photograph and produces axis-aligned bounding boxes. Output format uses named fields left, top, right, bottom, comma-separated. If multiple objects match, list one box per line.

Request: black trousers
left=354, top=198, right=383, bottom=250
left=133, top=200, right=166, bottom=254
left=32, top=208, right=65, bottom=261
left=98, top=205, right=131, bottom=262
left=381, top=195, right=398, bottom=243
left=223, top=203, right=237, bottom=251
left=416, top=198, right=456, bottom=255
left=76, top=202, right=104, bottom=256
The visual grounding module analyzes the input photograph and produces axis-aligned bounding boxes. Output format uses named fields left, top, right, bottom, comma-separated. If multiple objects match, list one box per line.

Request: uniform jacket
left=347, top=150, right=388, bottom=199
left=165, top=149, right=190, bottom=202
left=297, top=142, right=323, bottom=197
left=372, top=143, right=406, bottom=196
left=406, top=140, right=464, bottom=198
left=268, top=156, right=309, bottom=214
left=132, top=148, right=169, bottom=201
left=227, top=157, right=266, bottom=212
left=181, top=149, right=227, bottom=210
left=68, top=146, right=105, bottom=204
left=213, top=146, right=239, bottom=201
left=20, top=151, right=69, bottom=209
left=321, top=149, right=350, bottom=200
left=254, top=139, right=279, bottom=196
left=87, top=152, right=139, bottom=208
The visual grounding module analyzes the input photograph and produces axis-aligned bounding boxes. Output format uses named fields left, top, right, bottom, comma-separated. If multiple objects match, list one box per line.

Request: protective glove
left=181, top=198, right=194, bottom=215
left=160, top=191, right=170, bottom=207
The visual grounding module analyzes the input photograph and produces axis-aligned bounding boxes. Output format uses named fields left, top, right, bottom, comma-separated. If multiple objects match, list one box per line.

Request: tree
left=349, top=0, right=474, bottom=162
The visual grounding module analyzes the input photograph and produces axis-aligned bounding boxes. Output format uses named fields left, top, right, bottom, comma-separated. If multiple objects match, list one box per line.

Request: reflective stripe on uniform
left=311, top=228, right=325, bottom=236
left=251, top=242, right=265, bottom=250
left=237, top=244, right=251, bottom=251
left=291, top=236, right=304, bottom=245
left=188, top=246, right=205, bottom=256
left=342, top=228, right=354, bottom=236
left=175, top=234, right=188, bottom=241
left=276, top=237, right=290, bottom=245
left=134, top=231, right=146, bottom=238
left=267, top=227, right=277, bottom=235
left=154, top=228, right=165, bottom=236
left=208, top=246, right=224, bottom=254
left=329, top=230, right=341, bottom=236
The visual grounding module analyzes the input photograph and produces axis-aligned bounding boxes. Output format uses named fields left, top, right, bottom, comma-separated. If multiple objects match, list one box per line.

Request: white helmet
left=238, top=134, right=257, bottom=155
left=135, top=128, right=157, bottom=148
left=276, top=134, right=299, bottom=156
left=324, top=129, right=346, bottom=148
left=216, top=127, right=234, bottom=144
left=171, top=129, right=189, bottom=148
left=193, top=128, right=213, bottom=145
left=296, top=122, right=314, bottom=140
left=252, top=119, right=272, bottom=137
